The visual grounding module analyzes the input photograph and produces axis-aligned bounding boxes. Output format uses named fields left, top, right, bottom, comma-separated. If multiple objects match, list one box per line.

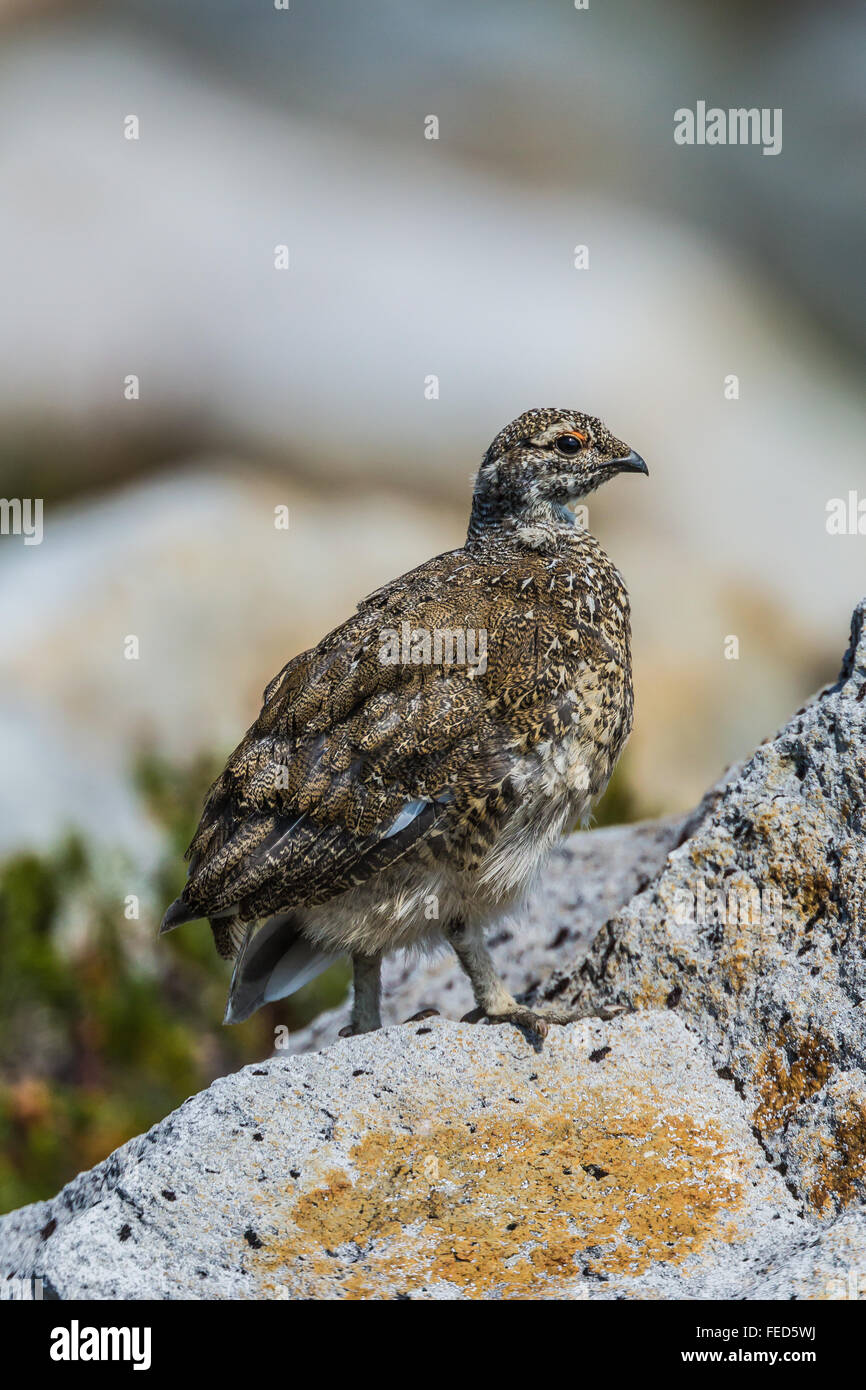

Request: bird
left=160, top=407, right=648, bottom=1040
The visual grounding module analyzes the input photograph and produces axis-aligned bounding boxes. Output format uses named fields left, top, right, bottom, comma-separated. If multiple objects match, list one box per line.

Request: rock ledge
left=1, top=600, right=864, bottom=1300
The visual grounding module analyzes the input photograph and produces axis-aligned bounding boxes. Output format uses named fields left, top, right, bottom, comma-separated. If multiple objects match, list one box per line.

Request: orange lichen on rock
left=253, top=1077, right=748, bottom=1299
left=752, top=1024, right=836, bottom=1135
left=751, top=801, right=835, bottom=926
left=807, top=1094, right=866, bottom=1215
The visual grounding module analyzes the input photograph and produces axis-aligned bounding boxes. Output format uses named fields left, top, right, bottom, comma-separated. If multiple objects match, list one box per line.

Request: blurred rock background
left=0, top=0, right=863, bottom=1206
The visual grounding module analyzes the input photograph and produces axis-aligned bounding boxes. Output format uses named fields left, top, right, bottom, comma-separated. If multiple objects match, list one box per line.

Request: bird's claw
left=339, top=1008, right=441, bottom=1036
left=597, top=1002, right=628, bottom=1021
left=460, top=1000, right=629, bottom=1039
left=461, top=1005, right=550, bottom=1040
left=537, top=1001, right=629, bottom=1024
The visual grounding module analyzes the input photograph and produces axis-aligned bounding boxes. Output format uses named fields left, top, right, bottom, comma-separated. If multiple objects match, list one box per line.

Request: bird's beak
left=607, top=450, right=649, bottom=476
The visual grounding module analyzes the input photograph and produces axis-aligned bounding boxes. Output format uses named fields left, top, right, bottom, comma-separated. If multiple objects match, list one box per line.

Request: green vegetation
left=0, top=749, right=644, bottom=1212
left=0, top=752, right=348, bottom=1212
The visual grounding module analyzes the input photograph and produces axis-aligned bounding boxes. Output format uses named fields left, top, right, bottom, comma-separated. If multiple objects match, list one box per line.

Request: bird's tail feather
left=210, top=914, right=246, bottom=960
left=223, top=912, right=337, bottom=1025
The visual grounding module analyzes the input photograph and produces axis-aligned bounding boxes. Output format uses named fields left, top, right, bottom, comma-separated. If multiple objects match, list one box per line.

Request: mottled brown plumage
left=161, top=407, right=648, bottom=1038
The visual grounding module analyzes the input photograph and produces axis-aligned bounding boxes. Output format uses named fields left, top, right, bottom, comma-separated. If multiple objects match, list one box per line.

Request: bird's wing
left=168, top=553, right=546, bottom=931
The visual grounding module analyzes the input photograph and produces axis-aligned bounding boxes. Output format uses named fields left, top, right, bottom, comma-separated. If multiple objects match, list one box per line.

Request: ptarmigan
left=161, top=407, right=648, bottom=1039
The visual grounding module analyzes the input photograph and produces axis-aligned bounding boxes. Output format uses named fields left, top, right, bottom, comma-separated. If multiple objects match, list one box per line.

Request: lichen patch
left=252, top=1075, right=748, bottom=1299
left=806, top=1093, right=866, bottom=1215
left=752, top=1024, right=836, bottom=1135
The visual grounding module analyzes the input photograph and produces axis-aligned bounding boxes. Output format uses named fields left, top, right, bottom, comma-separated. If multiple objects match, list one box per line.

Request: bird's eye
left=554, top=432, right=585, bottom=457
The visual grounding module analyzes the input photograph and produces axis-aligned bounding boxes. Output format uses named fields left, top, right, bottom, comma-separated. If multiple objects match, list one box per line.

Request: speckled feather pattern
left=165, top=408, right=641, bottom=968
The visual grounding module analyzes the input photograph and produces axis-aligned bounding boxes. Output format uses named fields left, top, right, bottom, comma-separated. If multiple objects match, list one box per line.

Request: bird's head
left=468, top=406, right=648, bottom=541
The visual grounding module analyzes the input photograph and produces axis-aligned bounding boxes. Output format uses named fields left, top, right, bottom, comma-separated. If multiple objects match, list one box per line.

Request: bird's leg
left=446, top=918, right=517, bottom=1014
left=339, top=951, right=382, bottom=1036
left=446, top=918, right=553, bottom=1040
left=447, top=918, right=624, bottom=1041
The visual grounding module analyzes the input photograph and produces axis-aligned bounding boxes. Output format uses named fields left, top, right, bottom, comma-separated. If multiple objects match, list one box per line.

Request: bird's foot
left=402, top=1008, right=440, bottom=1024
left=338, top=1019, right=381, bottom=1037
left=461, top=1001, right=627, bottom=1040
left=461, top=1004, right=552, bottom=1040
left=535, top=1002, right=628, bottom=1025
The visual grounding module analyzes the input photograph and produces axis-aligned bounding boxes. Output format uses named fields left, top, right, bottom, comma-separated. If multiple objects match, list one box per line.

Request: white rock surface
left=0, top=1014, right=815, bottom=1301
left=1, top=601, right=864, bottom=1300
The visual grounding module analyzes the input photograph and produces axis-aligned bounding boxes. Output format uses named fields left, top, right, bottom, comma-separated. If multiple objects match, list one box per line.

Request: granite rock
left=1, top=600, right=864, bottom=1300
left=535, top=598, right=866, bottom=1222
